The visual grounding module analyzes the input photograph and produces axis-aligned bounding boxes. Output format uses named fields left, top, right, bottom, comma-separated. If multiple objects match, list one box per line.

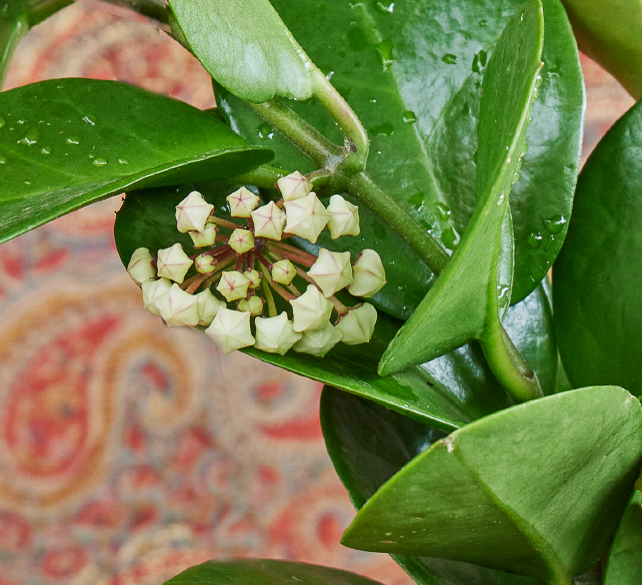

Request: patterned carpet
left=0, top=2, right=634, bottom=584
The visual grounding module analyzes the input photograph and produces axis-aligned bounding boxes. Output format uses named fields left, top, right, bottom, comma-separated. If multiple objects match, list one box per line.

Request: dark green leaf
left=0, top=78, right=271, bottom=244
left=164, top=559, right=383, bottom=585
left=341, top=386, right=642, bottom=583
left=379, top=1, right=543, bottom=375
left=216, top=0, right=584, bottom=309
left=114, top=184, right=556, bottom=429
left=604, top=491, right=642, bottom=584
left=320, top=386, right=538, bottom=585
left=553, top=98, right=642, bottom=397
left=167, top=0, right=316, bottom=103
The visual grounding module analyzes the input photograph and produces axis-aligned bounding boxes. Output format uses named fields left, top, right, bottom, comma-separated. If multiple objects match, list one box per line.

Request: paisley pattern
left=0, top=2, right=633, bottom=583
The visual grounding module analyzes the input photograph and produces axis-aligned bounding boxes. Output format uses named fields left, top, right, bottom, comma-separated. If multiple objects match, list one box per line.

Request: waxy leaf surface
left=553, top=98, right=642, bottom=397
left=216, top=0, right=584, bottom=309
left=379, top=0, right=543, bottom=375
left=604, top=491, right=642, bottom=585
left=321, top=386, right=538, bottom=585
left=341, top=386, right=642, bottom=583
left=114, top=184, right=557, bottom=430
left=164, top=559, right=383, bottom=585
left=167, top=0, right=315, bottom=103
left=0, top=78, right=271, bottom=245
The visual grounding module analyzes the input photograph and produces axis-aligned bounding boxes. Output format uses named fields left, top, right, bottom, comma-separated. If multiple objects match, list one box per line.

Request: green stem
left=481, top=316, right=543, bottom=402
left=261, top=274, right=278, bottom=317
left=235, top=166, right=285, bottom=191
left=312, top=69, right=369, bottom=170
left=249, top=98, right=342, bottom=169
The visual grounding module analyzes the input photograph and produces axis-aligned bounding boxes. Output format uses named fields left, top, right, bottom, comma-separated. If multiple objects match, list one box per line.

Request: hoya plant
left=1, top=0, right=642, bottom=583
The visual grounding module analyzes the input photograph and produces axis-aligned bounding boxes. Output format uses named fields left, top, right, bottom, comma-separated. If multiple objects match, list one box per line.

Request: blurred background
left=0, top=1, right=635, bottom=583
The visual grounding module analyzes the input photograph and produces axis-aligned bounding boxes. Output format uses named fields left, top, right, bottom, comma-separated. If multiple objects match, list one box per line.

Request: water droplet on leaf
left=528, top=231, right=543, bottom=248
left=93, top=157, right=108, bottom=166
left=370, top=122, right=393, bottom=136
left=436, top=202, right=451, bottom=220
left=257, top=123, right=274, bottom=140
left=543, top=215, right=567, bottom=234
left=442, top=53, right=457, bottom=65
left=402, top=110, right=417, bottom=124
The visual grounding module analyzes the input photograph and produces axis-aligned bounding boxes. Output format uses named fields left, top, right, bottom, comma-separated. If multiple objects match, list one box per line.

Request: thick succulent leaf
left=553, top=98, right=642, bottom=397
left=604, top=491, right=642, bottom=584
left=216, top=0, right=584, bottom=308
left=164, top=559, right=383, bottom=585
left=562, top=0, right=642, bottom=99
left=167, top=0, right=315, bottom=103
left=114, top=184, right=556, bottom=430
left=320, top=386, right=538, bottom=585
left=341, top=386, right=642, bottom=583
left=0, top=78, right=271, bottom=244
left=378, top=1, right=543, bottom=375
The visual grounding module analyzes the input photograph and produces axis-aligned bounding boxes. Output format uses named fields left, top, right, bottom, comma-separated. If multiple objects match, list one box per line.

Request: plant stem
left=234, top=166, right=285, bottom=191
left=261, top=274, right=278, bottom=317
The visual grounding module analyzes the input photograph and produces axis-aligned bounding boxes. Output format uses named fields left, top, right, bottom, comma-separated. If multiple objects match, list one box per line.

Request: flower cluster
left=126, top=171, right=386, bottom=357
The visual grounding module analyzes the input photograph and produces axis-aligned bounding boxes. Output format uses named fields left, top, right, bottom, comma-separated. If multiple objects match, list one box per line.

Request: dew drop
left=543, top=215, right=567, bottom=234
left=442, top=53, right=457, bottom=65
left=497, top=284, right=510, bottom=310
left=479, top=19, right=487, bottom=26
left=0, top=155, right=6, bottom=164
left=522, top=143, right=529, bottom=156
left=0, top=117, right=5, bottom=129
left=93, top=157, right=108, bottom=166
left=512, top=172, right=520, bottom=184
left=408, top=191, right=424, bottom=211
left=520, top=11, right=525, bottom=21
left=67, top=137, right=80, bottom=145
left=17, top=128, right=40, bottom=146
left=402, top=110, right=417, bottom=124
left=370, top=122, right=393, bottom=136
left=82, top=115, right=96, bottom=126
left=528, top=231, right=543, bottom=248
left=441, top=226, right=459, bottom=249
left=497, top=192, right=506, bottom=206
left=472, top=49, right=488, bottom=74
left=377, top=37, right=393, bottom=71
left=436, top=201, right=451, bottom=220
left=41, top=146, right=52, bottom=155
left=118, top=158, right=129, bottom=165
left=375, top=1, right=395, bottom=13
left=257, top=122, right=274, bottom=140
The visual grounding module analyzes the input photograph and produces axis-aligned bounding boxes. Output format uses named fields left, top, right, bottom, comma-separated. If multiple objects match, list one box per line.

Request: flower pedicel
left=126, top=172, right=386, bottom=356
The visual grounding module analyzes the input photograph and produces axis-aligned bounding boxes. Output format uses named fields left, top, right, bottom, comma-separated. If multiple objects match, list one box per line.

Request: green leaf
left=340, top=386, right=642, bottom=583
left=215, top=0, right=584, bottom=308
left=114, top=184, right=556, bottom=430
left=379, top=1, right=543, bottom=375
left=164, top=559, right=384, bottom=585
left=167, top=0, right=316, bottom=103
left=1, top=0, right=28, bottom=86
left=553, top=98, right=642, bottom=397
left=320, top=386, right=538, bottom=585
left=0, top=78, right=272, bottom=245
left=604, top=491, right=642, bottom=585
left=562, top=0, right=642, bottom=99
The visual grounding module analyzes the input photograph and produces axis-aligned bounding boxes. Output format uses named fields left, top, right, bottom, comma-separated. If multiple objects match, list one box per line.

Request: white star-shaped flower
left=289, top=284, right=334, bottom=332
left=195, top=288, right=224, bottom=326
left=294, top=322, right=342, bottom=357
left=308, top=249, right=353, bottom=297
left=175, top=190, right=214, bottom=233
left=141, top=278, right=172, bottom=316
left=205, top=307, right=255, bottom=353
left=277, top=171, right=312, bottom=201
left=216, top=270, right=250, bottom=302
left=229, top=228, right=255, bottom=254
left=238, top=295, right=264, bottom=316
left=195, top=253, right=216, bottom=274
left=254, top=312, right=301, bottom=355
left=348, top=249, right=387, bottom=298
left=155, top=284, right=199, bottom=327
left=272, top=259, right=296, bottom=285
left=127, top=247, right=156, bottom=285
left=336, top=303, right=377, bottom=345
left=189, top=224, right=217, bottom=248
left=244, top=269, right=261, bottom=289
left=284, top=192, right=330, bottom=244
left=327, top=194, right=360, bottom=239
left=156, top=243, right=193, bottom=283
left=251, top=201, right=286, bottom=240
left=227, top=186, right=259, bottom=218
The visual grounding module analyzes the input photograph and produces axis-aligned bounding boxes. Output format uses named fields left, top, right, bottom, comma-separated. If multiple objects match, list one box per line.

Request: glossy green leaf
left=164, top=559, right=383, bottom=585
left=215, top=0, right=584, bottom=309
left=341, top=386, right=642, bottom=583
left=562, top=0, right=642, bottom=99
left=0, top=78, right=271, bottom=245
left=379, top=1, right=543, bottom=375
left=114, top=184, right=556, bottom=430
left=320, top=386, right=538, bottom=585
left=167, top=0, right=315, bottom=103
left=553, top=98, right=642, bottom=397
left=604, top=491, right=642, bottom=584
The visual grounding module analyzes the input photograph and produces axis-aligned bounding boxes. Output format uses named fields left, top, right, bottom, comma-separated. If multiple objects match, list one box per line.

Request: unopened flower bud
left=327, top=194, right=360, bottom=239
left=251, top=202, right=285, bottom=240
left=294, top=322, right=342, bottom=357
left=155, top=284, right=199, bottom=327
left=244, top=269, right=261, bottom=289
left=238, top=295, right=264, bottom=317
left=141, top=278, right=172, bottom=316
left=229, top=228, right=255, bottom=254
left=290, top=284, right=334, bottom=332
left=254, top=312, right=301, bottom=355
left=176, top=190, right=214, bottom=233
left=156, top=243, right=193, bottom=284
left=127, top=247, right=156, bottom=285
left=336, top=303, right=377, bottom=345
left=272, top=259, right=296, bottom=285
left=227, top=186, right=259, bottom=218
left=284, top=192, right=330, bottom=244
left=189, top=224, right=217, bottom=248
left=348, top=249, right=386, bottom=298
left=195, top=288, right=224, bottom=326
left=205, top=307, right=255, bottom=354
left=216, top=270, right=250, bottom=302
left=308, top=249, right=353, bottom=297
left=195, top=253, right=216, bottom=274
left=277, top=171, right=312, bottom=201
